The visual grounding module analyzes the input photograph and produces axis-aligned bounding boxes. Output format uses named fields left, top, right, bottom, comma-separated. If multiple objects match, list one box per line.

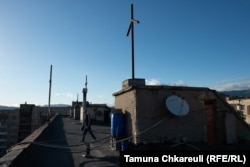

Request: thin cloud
left=66, top=93, right=74, bottom=98
left=146, top=79, right=161, bottom=85
left=170, top=80, right=187, bottom=86
left=97, top=95, right=104, bottom=98
left=54, top=92, right=75, bottom=99
left=211, top=78, right=250, bottom=91
left=146, top=79, right=188, bottom=87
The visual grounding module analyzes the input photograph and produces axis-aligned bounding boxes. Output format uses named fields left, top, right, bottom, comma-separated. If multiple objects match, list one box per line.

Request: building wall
left=50, top=107, right=70, bottom=116
left=73, top=105, right=81, bottom=120
left=0, top=105, right=70, bottom=154
left=88, top=104, right=110, bottom=122
left=226, top=98, right=250, bottom=125
left=114, top=87, right=210, bottom=144
left=136, top=88, right=207, bottom=144
left=72, top=101, right=82, bottom=120
left=18, top=104, right=35, bottom=142
left=114, top=85, right=250, bottom=145
left=7, top=110, right=19, bottom=147
left=32, top=106, right=71, bottom=132
left=114, top=90, right=137, bottom=141
left=80, top=104, right=111, bottom=125
left=0, top=112, right=8, bottom=152
left=0, top=110, right=19, bottom=154
left=31, top=107, right=46, bottom=132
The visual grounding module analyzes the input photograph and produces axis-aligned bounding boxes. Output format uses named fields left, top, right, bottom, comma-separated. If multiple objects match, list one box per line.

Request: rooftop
left=1, top=116, right=250, bottom=167
left=0, top=116, right=120, bottom=167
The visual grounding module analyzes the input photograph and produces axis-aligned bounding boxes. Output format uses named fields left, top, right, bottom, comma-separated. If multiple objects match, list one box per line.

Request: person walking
left=81, top=113, right=96, bottom=142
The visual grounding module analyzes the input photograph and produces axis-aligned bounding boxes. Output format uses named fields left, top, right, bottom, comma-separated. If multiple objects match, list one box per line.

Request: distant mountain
left=0, top=105, right=19, bottom=110
left=42, top=104, right=71, bottom=107
left=0, top=104, right=71, bottom=110
left=220, top=90, right=250, bottom=97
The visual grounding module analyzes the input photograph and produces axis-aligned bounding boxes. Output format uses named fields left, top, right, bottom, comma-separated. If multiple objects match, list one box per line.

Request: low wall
left=0, top=115, right=57, bottom=167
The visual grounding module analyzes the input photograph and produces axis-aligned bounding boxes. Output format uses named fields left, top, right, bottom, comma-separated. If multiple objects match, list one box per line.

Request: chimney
left=122, top=78, right=145, bottom=89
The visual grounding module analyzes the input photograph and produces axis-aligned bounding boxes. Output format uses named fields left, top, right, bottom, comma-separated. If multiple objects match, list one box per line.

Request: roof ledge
left=0, top=115, right=57, bottom=166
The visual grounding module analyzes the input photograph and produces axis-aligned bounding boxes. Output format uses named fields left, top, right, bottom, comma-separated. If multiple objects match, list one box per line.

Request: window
left=247, top=105, right=250, bottom=115
left=237, top=105, right=245, bottom=111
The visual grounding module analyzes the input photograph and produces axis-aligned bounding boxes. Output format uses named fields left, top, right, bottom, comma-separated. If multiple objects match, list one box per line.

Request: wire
left=8, top=115, right=169, bottom=153
left=32, top=135, right=111, bottom=148
left=10, top=114, right=168, bottom=152
left=8, top=110, right=209, bottom=153
left=116, top=115, right=170, bottom=144
left=7, top=135, right=110, bottom=153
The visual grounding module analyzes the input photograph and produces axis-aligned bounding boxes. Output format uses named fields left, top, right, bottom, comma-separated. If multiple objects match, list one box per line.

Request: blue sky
left=0, top=0, right=250, bottom=107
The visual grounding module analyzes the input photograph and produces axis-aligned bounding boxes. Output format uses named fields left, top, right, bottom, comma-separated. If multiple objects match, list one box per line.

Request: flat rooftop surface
left=13, top=116, right=120, bottom=167
left=3, top=115, right=250, bottom=167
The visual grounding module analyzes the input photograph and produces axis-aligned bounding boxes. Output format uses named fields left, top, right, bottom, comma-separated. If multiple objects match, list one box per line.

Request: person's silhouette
left=81, top=113, right=96, bottom=142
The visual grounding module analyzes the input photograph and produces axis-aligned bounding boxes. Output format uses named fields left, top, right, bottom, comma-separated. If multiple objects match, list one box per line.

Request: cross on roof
left=126, top=4, right=140, bottom=80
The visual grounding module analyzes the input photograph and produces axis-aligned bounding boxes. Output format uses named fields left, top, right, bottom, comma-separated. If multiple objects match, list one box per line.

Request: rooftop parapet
left=122, top=78, right=145, bottom=89
left=0, top=115, right=57, bottom=167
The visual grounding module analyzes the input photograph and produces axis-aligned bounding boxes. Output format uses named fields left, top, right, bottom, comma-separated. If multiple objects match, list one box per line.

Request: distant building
left=79, top=103, right=111, bottom=125
left=87, top=103, right=111, bottom=124
left=19, top=103, right=70, bottom=142
left=0, top=109, right=19, bottom=156
left=0, top=112, right=8, bottom=154
left=31, top=107, right=47, bottom=132
left=226, top=97, right=250, bottom=125
left=113, top=79, right=250, bottom=147
left=71, top=101, right=82, bottom=120
left=18, top=103, right=35, bottom=142
left=50, top=106, right=70, bottom=116
left=0, top=103, right=70, bottom=156
left=6, top=110, right=19, bottom=147
left=32, top=106, right=70, bottom=131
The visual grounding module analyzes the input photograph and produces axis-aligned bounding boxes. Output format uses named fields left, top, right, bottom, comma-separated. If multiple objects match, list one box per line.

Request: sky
left=0, top=0, right=250, bottom=107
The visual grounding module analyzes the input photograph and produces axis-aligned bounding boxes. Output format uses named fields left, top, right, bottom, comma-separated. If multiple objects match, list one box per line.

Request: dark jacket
left=84, top=114, right=91, bottom=129
left=81, top=114, right=91, bottom=131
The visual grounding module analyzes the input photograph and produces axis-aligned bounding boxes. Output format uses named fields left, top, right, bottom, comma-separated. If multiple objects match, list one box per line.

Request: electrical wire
left=8, top=115, right=169, bottom=153
left=116, top=114, right=170, bottom=144
left=7, top=135, right=110, bottom=153
left=32, top=135, right=111, bottom=148
left=8, top=109, right=212, bottom=153
left=8, top=90, right=250, bottom=154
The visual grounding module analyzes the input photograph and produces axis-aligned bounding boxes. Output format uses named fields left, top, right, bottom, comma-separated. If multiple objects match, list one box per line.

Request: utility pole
left=127, top=4, right=139, bottom=79
left=82, top=75, right=88, bottom=123
left=47, top=64, right=52, bottom=121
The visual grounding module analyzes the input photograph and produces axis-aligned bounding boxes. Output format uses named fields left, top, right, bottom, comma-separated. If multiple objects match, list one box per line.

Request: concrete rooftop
left=0, top=116, right=120, bottom=167
left=1, top=114, right=250, bottom=167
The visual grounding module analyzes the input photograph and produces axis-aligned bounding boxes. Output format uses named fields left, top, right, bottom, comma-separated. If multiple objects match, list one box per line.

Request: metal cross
left=126, top=4, right=139, bottom=79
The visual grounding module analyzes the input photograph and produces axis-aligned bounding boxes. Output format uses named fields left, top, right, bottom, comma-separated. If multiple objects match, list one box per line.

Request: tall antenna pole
left=85, top=75, right=88, bottom=89
left=82, top=75, right=88, bottom=124
left=131, top=4, right=135, bottom=79
left=47, top=64, right=52, bottom=121
left=127, top=4, right=139, bottom=79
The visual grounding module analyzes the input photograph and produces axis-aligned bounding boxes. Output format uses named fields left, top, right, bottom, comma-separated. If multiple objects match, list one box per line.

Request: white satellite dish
left=166, top=95, right=190, bottom=116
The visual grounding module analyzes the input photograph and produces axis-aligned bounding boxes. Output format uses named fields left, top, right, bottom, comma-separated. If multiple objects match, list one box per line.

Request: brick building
left=226, top=97, right=250, bottom=125
left=0, top=109, right=19, bottom=156
left=113, top=79, right=250, bottom=146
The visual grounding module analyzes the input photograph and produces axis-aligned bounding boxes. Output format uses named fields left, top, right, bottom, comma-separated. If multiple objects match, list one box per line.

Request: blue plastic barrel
left=121, top=141, right=129, bottom=151
left=111, top=112, right=125, bottom=137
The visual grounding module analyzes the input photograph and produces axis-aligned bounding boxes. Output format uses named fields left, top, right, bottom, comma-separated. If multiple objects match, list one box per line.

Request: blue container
left=111, top=112, right=125, bottom=137
left=121, top=141, right=129, bottom=151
